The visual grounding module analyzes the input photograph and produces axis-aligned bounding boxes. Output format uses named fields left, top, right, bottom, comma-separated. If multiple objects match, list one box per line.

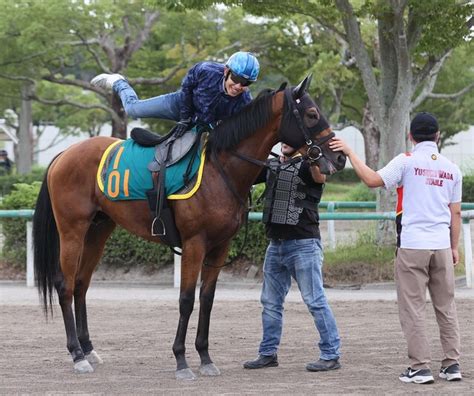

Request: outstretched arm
left=449, top=202, right=461, bottom=266
left=330, top=138, right=384, bottom=188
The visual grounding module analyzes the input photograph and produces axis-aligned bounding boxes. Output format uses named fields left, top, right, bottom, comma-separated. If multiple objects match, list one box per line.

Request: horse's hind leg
left=75, top=217, right=116, bottom=366
left=55, top=221, right=94, bottom=373
left=195, top=243, right=230, bottom=377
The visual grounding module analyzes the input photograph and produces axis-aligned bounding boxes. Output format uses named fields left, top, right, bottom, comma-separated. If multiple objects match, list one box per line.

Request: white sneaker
left=90, top=73, right=124, bottom=90
left=399, top=367, right=434, bottom=384
left=439, top=363, right=462, bottom=381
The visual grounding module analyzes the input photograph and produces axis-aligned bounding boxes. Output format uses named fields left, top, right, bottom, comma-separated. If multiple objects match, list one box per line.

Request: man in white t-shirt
left=330, top=112, right=462, bottom=385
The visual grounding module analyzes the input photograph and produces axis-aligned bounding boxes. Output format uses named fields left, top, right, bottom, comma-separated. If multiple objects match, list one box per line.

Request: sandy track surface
left=0, top=283, right=473, bottom=395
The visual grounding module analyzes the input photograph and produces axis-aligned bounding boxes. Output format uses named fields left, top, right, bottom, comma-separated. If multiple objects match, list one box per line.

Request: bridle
left=210, top=86, right=335, bottom=212
left=281, top=86, right=335, bottom=163
left=206, top=86, right=333, bottom=268
left=289, top=105, right=335, bottom=162
left=229, top=87, right=335, bottom=169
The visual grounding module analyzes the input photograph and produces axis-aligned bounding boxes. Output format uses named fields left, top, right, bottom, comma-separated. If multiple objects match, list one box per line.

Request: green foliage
left=33, top=81, right=110, bottom=137
left=228, top=184, right=267, bottom=263
left=324, top=228, right=396, bottom=284
left=228, top=220, right=267, bottom=264
left=0, top=182, right=41, bottom=268
left=0, top=176, right=174, bottom=269
left=0, top=167, right=45, bottom=197
left=322, top=182, right=357, bottom=202
left=347, top=183, right=376, bottom=201
left=410, top=0, right=473, bottom=56
left=462, top=175, right=474, bottom=203
left=326, top=168, right=359, bottom=183
left=101, top=227, right=173, bottom=269
left=0, top=182, right=41, bottom=209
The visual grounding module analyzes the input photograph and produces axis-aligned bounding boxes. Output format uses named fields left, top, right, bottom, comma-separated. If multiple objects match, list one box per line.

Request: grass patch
left=323, top=229, right=396, bottom=285
left=323, top=229, right=468, bottom=284
left=323, top=182, right=359, bottom=201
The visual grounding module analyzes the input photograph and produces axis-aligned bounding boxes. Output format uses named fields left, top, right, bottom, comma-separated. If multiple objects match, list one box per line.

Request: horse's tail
left=33, top=167, right=60, bottom=316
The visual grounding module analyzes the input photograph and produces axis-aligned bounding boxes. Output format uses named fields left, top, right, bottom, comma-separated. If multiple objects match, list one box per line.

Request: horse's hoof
left=199, top=363, right=221, bottom=376
left=74, top=359, right=94, bottom=374
left=85, top=350, right=103, bottom=365
left=175, top=368, right=197, bottom=381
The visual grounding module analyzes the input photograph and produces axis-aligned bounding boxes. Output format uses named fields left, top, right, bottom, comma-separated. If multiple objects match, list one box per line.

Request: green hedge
left=347, top=183, right=376, bottom=201
left=0, top=167, right=45, bottom=197
left=0, top=180, right=175, bottom=270
left=102, top=227, right=174, bottom=269
left=463, top=174, right=474, bottom=202
left=0, top=179, right=269, bottom=270
left=326, top=168, right=359, bottom=183
left=2, top=171, right=473, bottom=272
left=0, top=183, right=41, bottom=268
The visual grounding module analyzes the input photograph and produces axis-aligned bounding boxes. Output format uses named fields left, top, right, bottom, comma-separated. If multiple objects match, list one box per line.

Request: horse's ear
left=277, top=82, right=288, bottom=92
left=292, top=73, right=313, bottom=99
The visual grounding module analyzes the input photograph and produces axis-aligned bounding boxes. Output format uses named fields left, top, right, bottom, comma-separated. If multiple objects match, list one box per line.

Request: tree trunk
left=375, top=103, right=410, bottom=245
left=111, top=94, right=127, bottom=139
left=17, top=82, right=34, bottom=174
left=361, top=103, right=380, bottom=169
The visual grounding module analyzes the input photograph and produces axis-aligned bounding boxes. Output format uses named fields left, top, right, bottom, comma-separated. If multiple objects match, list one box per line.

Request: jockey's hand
left=172, top=118, right=192, bottom=138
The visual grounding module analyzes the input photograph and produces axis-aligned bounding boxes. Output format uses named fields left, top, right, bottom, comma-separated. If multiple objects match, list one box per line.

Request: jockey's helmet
left=226, top=52, right=260, bottom=82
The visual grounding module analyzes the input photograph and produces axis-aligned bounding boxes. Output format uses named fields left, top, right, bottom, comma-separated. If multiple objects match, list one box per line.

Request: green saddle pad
left=102, top=137, right=201, bottom=201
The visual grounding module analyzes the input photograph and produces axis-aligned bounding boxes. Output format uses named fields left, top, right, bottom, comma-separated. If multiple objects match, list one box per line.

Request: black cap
left=410, top=112, right=439, bottom=135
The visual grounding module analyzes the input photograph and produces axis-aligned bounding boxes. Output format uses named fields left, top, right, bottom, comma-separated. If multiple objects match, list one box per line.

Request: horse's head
left=278, top=75, right=346, bottom=175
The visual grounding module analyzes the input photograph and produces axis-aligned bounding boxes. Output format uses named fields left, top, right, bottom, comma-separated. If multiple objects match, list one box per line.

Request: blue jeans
left=259, top=238, right=341, bottom=360
left=113, top=80, right=182, bottom=121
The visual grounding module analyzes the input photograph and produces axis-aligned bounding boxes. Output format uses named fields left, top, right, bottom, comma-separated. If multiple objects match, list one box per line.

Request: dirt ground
left=0, top=285, right=473, bottom=395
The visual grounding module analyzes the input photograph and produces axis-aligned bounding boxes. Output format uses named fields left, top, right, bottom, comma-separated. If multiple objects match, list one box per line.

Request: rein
left=230, top=130, right=335, bottom=170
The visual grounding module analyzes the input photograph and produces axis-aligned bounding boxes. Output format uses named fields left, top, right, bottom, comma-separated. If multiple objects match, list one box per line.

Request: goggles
left=229, top=71, right=253, bottom=87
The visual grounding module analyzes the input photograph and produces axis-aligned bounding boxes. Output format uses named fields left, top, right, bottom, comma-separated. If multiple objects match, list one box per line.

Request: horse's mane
left=207, top=88, right=276, bottom=152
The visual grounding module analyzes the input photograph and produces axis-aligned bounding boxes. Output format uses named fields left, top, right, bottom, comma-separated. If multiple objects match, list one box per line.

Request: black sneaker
left=439, top=363, right=462, bottom=381
left=306, top=358, right=341, bottom=372
left=243, top=354, right=278, bottom=369
left=399, top=367, right=434, bottom=384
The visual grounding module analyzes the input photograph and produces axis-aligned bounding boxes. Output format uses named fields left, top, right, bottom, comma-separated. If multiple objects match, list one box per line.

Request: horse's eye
left=306, top=110, right=320, bottom=120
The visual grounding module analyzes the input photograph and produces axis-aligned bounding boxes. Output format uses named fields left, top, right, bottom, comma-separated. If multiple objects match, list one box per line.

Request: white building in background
left=1, top=122, right=473, bottom=172
left=0, top=121, right=143, bottom=166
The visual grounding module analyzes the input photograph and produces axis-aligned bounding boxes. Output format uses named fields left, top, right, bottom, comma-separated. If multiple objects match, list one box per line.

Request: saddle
left=131, top=127, right=198, bottom=169
left=131, top=127, right=201, bottom=251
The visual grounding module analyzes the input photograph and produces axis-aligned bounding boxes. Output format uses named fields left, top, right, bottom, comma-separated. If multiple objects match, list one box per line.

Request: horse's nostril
left=338, top=154, right=346, bottom=164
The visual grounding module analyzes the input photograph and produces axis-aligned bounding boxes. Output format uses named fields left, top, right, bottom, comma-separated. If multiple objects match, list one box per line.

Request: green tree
left=171, top=0, right=473, bottom=243
left=412, top=43, right=474, bottom=150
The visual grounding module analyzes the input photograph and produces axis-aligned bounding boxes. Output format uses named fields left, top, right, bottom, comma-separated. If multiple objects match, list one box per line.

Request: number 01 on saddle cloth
left=96, top=137, right=205, bottom=201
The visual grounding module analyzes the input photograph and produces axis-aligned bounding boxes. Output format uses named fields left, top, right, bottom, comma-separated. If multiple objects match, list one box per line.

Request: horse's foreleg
left=56, top=233, right=93, bottom=374
left=75, top=219, right=116, bottom=366
left=195, top=243, right=229, bottom=377
left=172, top=239, right=205, bottom=381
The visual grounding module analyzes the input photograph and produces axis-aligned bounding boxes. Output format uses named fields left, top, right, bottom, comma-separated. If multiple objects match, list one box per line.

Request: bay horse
left=33, top=75, right=346, bottom=380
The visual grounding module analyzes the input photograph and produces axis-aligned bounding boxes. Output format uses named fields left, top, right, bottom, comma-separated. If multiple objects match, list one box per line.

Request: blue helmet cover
left=226, top=51, right=260, bottom=81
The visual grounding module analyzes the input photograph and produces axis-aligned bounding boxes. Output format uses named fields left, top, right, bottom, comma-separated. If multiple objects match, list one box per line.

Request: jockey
left=91, top=51, right=260, bottom=136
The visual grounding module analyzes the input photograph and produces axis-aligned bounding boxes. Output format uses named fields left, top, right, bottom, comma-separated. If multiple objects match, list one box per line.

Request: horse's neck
left=217, top=116, right=281, bottom=195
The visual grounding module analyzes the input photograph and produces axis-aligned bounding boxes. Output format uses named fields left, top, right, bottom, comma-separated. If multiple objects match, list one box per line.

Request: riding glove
left=172, top=118, right=192, bottom=138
